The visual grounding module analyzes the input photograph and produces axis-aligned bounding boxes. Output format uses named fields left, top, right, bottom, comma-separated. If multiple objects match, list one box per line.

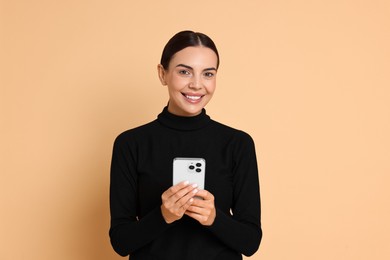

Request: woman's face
left=158, top=46, right=218, bottom=117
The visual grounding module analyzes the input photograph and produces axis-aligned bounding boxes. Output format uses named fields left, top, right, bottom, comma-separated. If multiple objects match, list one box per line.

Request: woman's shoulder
left=114, top=119, right=159, bottom=143
left=209, top=119, right=254, bottom=142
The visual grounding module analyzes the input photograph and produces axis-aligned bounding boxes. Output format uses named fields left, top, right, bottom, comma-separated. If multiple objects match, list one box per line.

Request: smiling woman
left=109, top=30, right=262, bottom=260
left=158, top=46, right=218, bottom=116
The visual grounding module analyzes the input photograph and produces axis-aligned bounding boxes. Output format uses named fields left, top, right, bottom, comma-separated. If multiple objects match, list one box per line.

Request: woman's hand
left=185, top=190, right=216, bottom=226
left=161, top=181, right=198, bottom=224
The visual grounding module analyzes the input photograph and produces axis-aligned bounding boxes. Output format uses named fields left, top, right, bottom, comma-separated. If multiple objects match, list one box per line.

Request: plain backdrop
left=1, top=0, right=389, bottom=259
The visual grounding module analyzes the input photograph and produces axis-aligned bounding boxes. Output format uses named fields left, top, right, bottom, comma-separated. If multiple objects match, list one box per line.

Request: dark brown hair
left=160, top=30, right=220, bottom=70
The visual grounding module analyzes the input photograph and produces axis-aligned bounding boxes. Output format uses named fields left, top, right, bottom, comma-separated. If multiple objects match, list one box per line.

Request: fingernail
left=192, top=183, right=198, bottom=188
left=193, top=189, right=198, bottom=193
left=183, top=181, right=189, bottom=185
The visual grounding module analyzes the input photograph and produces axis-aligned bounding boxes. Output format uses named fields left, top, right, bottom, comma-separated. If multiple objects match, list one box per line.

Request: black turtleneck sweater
left=109, top=107, right=262, bottom=259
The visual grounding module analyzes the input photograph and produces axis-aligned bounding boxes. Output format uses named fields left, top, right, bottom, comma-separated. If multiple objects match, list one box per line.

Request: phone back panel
left=173, top=158, right=206, bottom=190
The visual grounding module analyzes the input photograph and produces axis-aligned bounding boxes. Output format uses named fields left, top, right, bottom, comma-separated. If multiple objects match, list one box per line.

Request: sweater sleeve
left=109, top=133, right=171, bottom=257
left=208, top=132, right=262, bottom=256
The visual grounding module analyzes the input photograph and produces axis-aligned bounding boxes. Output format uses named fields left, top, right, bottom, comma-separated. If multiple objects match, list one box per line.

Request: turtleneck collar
left=157, top=106, right=211, bottom=131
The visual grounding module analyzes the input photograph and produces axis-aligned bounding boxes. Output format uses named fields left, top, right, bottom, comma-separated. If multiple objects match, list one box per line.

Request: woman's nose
left=189, top=76, right=202, bottom=89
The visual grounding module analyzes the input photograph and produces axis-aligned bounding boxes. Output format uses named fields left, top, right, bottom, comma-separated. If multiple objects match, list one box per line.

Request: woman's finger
left=162, top=181, right=189, bottom=200
left=170, top=183, right=198, bottom=203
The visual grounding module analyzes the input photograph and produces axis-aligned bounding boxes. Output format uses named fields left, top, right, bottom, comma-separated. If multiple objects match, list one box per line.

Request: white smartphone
left=173, top=157, right=206, bottom=190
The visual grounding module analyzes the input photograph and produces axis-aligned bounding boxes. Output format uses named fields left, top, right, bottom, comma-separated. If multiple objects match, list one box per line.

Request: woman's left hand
left=185, top=190, right=216, bottom=226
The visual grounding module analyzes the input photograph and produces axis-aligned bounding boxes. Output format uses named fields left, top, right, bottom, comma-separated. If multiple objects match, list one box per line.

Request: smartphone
left=173, top=157, right=206, bottom=190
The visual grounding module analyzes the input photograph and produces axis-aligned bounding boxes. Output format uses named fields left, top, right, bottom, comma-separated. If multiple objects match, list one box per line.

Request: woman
left=109, top=30, right=262, bottom=259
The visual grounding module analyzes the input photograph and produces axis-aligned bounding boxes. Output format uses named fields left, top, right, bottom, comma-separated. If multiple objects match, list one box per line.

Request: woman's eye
left=204, top=72, right=214, bottom=78
left=178, top=70, right=190, bottom=75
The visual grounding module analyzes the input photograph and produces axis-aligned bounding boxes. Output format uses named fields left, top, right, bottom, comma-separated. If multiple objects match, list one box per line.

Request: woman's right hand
left=161, top=181, right=198, bottom=224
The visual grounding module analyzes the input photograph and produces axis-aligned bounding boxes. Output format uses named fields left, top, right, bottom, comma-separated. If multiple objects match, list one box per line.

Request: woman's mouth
left=182, top=93, right=204, bottom=103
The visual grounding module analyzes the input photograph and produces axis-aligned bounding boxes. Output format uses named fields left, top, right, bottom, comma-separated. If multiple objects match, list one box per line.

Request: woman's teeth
left=185, top=95, right=201, bottom=100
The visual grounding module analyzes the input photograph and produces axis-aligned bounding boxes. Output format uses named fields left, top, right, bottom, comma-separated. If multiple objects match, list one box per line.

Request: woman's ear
left=157, top=64, right=167, bottom=86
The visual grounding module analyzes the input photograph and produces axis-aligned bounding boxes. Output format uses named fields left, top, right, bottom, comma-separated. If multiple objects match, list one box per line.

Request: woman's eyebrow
left=176, top=64, right=217, bottom=71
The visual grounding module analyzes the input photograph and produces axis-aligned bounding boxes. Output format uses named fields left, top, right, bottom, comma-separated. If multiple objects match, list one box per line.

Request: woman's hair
left=160, top=30, right=220, bottom=70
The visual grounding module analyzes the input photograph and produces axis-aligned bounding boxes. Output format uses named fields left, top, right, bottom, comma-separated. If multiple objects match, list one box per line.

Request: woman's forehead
left=169, top=46, right=218, bottom=69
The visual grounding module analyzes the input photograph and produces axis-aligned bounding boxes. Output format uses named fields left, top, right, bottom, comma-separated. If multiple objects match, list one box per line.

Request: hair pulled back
left=160, top=30, right=220, bottom=70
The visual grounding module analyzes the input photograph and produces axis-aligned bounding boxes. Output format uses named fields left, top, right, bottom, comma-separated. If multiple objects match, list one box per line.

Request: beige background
left=1, top=0, right=389, bottom=259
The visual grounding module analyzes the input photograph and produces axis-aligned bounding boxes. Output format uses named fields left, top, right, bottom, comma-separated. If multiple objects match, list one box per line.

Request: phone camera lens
left=189, top=165, right=195, bottom=170
left=196, top=168, right=202, bottom=173
left=196, top=163, right=202, bottom=167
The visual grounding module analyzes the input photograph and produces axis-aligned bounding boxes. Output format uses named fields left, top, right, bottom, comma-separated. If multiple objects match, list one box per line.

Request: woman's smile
left=182, top=93, right=205, bottom=103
